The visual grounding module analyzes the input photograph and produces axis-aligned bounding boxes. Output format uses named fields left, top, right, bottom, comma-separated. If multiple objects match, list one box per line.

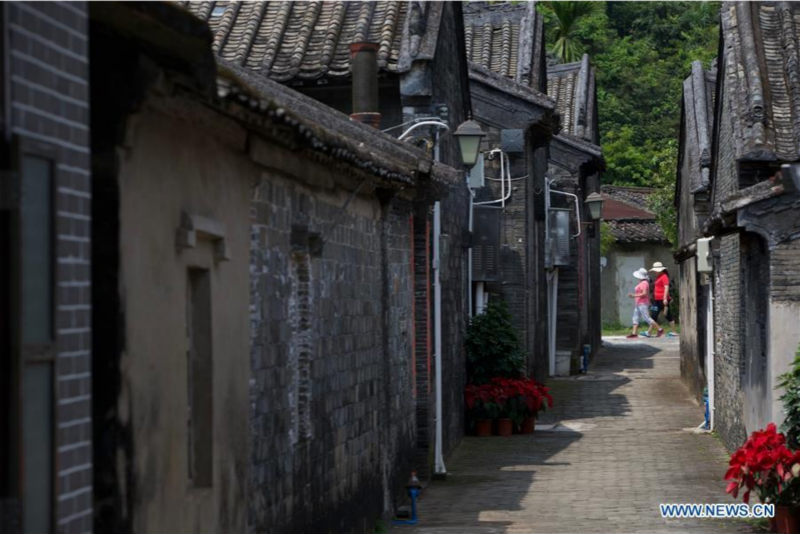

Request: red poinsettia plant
left=465, top=377, right=553, bottom=425
left=465, top=381, right=508, bottom=420
left=725, top=423, right=800, bottom=505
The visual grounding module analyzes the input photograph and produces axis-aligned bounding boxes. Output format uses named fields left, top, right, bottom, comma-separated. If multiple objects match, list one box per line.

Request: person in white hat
left=649, top=261, right=677, bottom=337
left=626, top=268, right=657, bottom=338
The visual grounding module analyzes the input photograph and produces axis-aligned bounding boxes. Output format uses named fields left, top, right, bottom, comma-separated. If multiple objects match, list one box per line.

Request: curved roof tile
left=182, top=0, right=428, bottom=82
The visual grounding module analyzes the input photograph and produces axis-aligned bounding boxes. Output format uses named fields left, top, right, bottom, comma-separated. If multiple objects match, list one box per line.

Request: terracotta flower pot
left=475, top=419, right=492, bottom=437
left=496, top=418, right=513, bottom=437
left=773, top=505, right=800, bottom=534
left=520, top=416, right=536, bottom=434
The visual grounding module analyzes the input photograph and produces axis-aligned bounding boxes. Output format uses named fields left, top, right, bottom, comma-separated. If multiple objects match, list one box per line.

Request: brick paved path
left=394, top=338, right=759, bottom=534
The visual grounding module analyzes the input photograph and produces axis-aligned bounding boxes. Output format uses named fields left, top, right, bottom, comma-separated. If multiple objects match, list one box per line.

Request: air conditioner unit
left=697, top=237, right=713, bottom=273
left=547, top=208, right=571, bottom=267
left=472, top=206, right=500, bottom=281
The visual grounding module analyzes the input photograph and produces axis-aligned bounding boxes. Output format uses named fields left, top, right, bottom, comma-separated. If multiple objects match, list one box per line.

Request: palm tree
left=542, top=2, right=600, bottom=64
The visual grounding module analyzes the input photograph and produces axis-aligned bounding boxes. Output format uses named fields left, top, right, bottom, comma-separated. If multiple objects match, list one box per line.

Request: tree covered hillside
left=538, top=2, right=720, bottom=245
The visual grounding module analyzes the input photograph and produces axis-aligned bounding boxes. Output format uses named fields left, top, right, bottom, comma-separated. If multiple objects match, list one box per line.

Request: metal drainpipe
left=433, top=200, right=446, bottom=475
left=707, top=283, right=715, bottom=430
left=544, top=178, right=557, bottom=376
left=468, top=186, right=474, bottom=317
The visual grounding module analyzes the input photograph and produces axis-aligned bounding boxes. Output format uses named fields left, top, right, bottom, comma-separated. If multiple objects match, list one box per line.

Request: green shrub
left=465, top=299, right=525, bottom=384
left=778, top=343, right=800, bottom=449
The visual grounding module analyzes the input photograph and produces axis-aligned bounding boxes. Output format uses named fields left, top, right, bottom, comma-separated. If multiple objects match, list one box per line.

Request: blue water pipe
left=393, top=472, right=422, bottom=526
left=392, top=487, right=420, bottom=526
left=703, top=387, right=710, bottom=430
left=581, top=344, right=591, bottom=373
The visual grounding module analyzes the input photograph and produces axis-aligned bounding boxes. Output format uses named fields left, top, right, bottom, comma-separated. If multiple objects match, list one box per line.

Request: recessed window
left=19, top=155, right=54, bottom=533
left=186, top=268, right=213, bottom=487
left=21, top=156, right=53, bottom=345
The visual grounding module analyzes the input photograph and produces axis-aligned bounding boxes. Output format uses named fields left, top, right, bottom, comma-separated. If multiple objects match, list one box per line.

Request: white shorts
left=632, top=304, right=655, bottom=326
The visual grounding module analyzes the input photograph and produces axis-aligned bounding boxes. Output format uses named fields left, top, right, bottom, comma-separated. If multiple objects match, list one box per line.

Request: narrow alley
left=396, top=338, right=757, bottom=534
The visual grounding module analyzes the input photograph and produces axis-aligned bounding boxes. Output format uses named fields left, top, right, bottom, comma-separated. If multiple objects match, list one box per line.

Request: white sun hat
left=633, top=268, right=649, bottom=279
left=650, top=261, right=667, bottom=272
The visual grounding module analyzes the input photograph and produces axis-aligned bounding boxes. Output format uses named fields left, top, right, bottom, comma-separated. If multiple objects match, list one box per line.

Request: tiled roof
left=719, top=2, right=800, bottom=161
left=181, top=1, right=442, bottom=83
left=601, top=185, right=654, bottom=211
left=463, top=1, right=546, bottom=91
left=547, top=54, right=597, bottom=143
left=601, top=185, right=667, bottom=243
left=601, top=197, right=655, bottom=220
left=607, top=220, right=668, bottom=244
left=214, top=60, right=462, bottom=188
left=680, top=61, right=715, bottom=194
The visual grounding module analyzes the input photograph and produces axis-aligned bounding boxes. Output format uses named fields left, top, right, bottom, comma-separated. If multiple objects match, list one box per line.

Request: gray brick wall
left=6, top=2, right=92, bottom=533
left=771, top=240, right=800, bottom=302
left=713, top=234, right=747, bottom=450
left=248, top=174, right=416, bottom=533
left=439, top=188, right=469, bottom=457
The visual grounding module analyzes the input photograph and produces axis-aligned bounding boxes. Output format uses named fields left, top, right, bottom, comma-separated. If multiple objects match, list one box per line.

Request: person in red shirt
left=650, top=262, right=677, bottom=337
left=626, top=268, right=657, bottom=338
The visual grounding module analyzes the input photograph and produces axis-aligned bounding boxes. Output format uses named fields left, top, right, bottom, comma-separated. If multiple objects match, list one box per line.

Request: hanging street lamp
left=453, top=118, right=486, bottom=167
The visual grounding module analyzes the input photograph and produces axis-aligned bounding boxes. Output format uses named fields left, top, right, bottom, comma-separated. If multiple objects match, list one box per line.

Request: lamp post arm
left=398, top=121, right=450, bottom=141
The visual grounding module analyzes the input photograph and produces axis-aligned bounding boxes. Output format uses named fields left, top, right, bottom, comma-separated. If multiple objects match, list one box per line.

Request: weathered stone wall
left=713, top=234, right=747, bottom=450
left=431, top=0, right=470, bottom=460
left=677, top=137, right=705, bottom=401
left=439, top=188, right=469, bottom=458
left=249, top=153, right=418, bottom=532
left=679, top=258, right=705, bottom=400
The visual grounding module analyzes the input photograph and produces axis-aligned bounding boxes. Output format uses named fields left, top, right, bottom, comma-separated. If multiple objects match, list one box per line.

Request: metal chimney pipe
left=349, top=42, right=381, bottom=128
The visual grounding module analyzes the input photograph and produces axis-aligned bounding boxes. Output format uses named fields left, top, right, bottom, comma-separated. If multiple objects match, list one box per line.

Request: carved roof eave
left=552, top=133, right=603, bottom=167
left=216, top=60, right=461, bottom=192
left=468, top=64, right=556, bottom=112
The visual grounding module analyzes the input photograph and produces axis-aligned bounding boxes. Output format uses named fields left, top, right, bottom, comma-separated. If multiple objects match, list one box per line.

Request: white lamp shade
left=454, top=119, right=486, bottom=167
left=458, top=136, right=482, bottom=167
left=585, top=192, right=604, bottom=220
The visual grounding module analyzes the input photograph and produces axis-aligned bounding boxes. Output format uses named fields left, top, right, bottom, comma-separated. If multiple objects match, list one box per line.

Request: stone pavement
left=393, top=337, right=760, bottom=534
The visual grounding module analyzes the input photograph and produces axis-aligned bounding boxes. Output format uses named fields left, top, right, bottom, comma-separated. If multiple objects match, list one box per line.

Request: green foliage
left=539, top=2, right=720, bottom=243
left=599, top=221, right=615, bottom=256
left=777, top=344, right=800, bottom=450
left=540, top=2, right=603, bottom=63
left=465, top=299, right=525, bottom=384
left=645, top=139, right=679, bottom=248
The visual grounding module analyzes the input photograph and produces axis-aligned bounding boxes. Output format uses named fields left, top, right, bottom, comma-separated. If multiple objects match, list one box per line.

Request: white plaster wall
left=769, top=301, right=800, bottom=428
left=117, top=107, right=252, bottom=533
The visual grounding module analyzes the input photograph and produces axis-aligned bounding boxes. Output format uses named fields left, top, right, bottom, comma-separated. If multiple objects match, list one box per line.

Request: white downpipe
left=474, top=150, right=511, bottom=207
left=548, top=269, right=559, bottom=376
left=475, top=282, right=486, bottom=315
left=468, top=187, right=474, bottom=317
left=433, top=201, right=446, bottom=475
left=706, top=283, right=716, bottom=430
left=544, top=177, right=556, bottom=376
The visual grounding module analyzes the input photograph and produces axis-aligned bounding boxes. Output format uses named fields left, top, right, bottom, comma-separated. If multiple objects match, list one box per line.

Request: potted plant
left=465, top=383, right=503, bottom=437
left=465, top=300, right=525, bottom=385
left=487, top=377, right=554, bottom=435
left=519, top=378, right=554, bottom=434
left=725, top=424, right=800, bottom=533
